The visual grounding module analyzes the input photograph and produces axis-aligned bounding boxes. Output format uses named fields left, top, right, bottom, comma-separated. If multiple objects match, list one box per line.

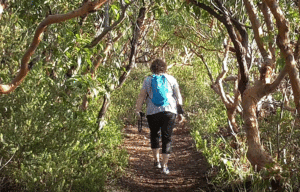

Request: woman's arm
left=173, top=79, right=183, bottom=105
left=135, top=88, right=147, bottom=113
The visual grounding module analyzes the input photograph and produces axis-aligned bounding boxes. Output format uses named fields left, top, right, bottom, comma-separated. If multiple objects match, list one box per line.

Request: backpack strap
left=145, top=75, right=152, bottom=99
left=146, top=74, right=176, bottom=103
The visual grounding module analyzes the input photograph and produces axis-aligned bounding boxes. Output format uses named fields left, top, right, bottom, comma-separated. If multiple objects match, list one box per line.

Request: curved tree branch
left=192, top=39, right=240, bottom=133
left=214, top=1, right=249, bottom=94
left=189, top=0, right=224, bottom=22
left=243, top=0, right=274, bottom=85
left=264, top=0, right=300, bottom=113
left=0, top=0, right=108, bottom=94
left=258, top=1, right=276, bottom=62
left=117, top=6, right=146, bottom=88
left=243, top=0, right=270, bottom=61
left=190, top=48, right=214, bottom=83
left=264, top=66, right=287, bottom=95
left=223, top=14, right=249, bottom=94
left=189, top=0, right=249, bottom=94
left=85, top=0, right=135, bottom=48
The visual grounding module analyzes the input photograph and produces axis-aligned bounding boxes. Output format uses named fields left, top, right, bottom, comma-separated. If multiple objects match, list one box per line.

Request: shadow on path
left=117, top=120, right=211, bottom=192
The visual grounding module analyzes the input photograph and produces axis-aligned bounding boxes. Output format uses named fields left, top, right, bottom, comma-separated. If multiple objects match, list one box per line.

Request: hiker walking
left=135, top=58, right=184, bottom=175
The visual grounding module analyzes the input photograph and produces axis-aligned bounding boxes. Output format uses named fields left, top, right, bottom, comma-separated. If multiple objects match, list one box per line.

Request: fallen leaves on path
left=117, top=120, right=211, bottom=192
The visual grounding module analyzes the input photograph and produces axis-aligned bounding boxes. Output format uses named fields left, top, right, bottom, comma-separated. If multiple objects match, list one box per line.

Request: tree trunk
left=191, top=0, right=287, bottom=171
left=242, top=86, right=274, bottom=170
left=97, top=93, right=110, bottom=130
left=242, top=63, right=288, bottom=171
left=96, top=5, right=146, bottom=129
left=118, top=7, right=146, bottom=88
left=264, top=0, right=300, bottom=114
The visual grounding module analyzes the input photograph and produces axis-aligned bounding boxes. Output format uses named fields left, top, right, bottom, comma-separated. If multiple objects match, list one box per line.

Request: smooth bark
left=264, top=0, right=300, bottom=113
left=258, top=2, right=276, bottom=62
left=0, top=0, right=108, bottom=94
left=117, top=7, right=146, bottom=88
left=97, top=93, right=110, bottom=130
left=241, top=0, right=277, bottom=171
left=190, top=0, right=289, bottom=171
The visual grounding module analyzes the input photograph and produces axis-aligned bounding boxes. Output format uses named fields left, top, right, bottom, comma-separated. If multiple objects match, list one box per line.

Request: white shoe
left=154, top=161, right=161, bottom=169
left=162, top=167, right=169, bottom=174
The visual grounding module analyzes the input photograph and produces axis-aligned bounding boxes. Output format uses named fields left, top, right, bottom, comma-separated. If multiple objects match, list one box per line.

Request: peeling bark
left=241, top=67, right=286, bottom=171
left=190, top=0, right=288, bottom=172
left=242, top=85, right=279, bottom=171
left=241, top=0, right=282, bottom=171
left=0, top=0, right=108, bottom=94
left=264, top=0, right=300, bottom=113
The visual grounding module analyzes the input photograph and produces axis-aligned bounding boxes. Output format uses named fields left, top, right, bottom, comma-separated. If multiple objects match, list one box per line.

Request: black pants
left=146, top=112, right=176, bottom=154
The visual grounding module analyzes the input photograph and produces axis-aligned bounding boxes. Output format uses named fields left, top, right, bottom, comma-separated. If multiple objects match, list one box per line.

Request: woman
left=135, top=58, right=184, bottom=175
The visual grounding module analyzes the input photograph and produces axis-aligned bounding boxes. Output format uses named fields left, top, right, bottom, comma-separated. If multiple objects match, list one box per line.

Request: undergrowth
left=0, top=64, right=127, bottom=191
left=2, top=59, right=299, bottom=191
left=169, top=61, right=300, bottom=191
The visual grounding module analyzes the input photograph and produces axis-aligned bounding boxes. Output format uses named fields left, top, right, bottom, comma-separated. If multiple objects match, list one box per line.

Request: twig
left=85, top=0, right=136, bottom=48
left=0, top=152, right=16, bottom=171
left=190, top=48, right=214, bottom=83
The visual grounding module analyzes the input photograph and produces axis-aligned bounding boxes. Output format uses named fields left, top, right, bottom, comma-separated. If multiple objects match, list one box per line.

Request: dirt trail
left=116, top=119, right=211, bottom=192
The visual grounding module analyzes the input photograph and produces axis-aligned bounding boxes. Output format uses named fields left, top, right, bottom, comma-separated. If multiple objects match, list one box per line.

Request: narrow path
left=117, top=119, right=211, bottom=192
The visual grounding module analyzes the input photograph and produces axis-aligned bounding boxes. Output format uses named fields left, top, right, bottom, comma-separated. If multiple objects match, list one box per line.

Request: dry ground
left=115, top=119, right=211, bottom=192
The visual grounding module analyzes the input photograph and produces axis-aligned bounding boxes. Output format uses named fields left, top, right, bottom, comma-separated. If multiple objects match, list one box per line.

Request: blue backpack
left=151, top=74, right=169, bottom=107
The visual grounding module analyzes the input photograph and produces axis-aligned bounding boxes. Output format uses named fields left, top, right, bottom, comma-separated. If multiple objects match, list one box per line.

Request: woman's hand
left=177, top=114, right=185, bottom=123
left=135, top=110, right=141, bottom=118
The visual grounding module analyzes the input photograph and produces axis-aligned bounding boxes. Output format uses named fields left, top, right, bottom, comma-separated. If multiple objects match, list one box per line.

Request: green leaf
left=192, top=5, right=201, bottom=17
left=186, top=3, right=190, bottom=12
left=166, top=4, right=174, bottom=12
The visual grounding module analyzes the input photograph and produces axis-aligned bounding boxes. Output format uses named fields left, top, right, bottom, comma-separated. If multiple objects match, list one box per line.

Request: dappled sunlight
left=118, top=122, right=210, bottom=191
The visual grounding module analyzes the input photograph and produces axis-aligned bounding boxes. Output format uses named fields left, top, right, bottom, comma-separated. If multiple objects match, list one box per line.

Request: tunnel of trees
left=0, top=0, right=300, bottom=191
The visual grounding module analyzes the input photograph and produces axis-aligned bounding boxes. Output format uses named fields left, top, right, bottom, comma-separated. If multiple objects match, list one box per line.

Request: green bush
left=0, top=65, right=127, bottom=191
left=174, top=57, right=300, bottom=190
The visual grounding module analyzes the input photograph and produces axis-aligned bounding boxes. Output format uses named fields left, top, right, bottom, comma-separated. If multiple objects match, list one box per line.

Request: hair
left=150, top=59, right=167, bottom=74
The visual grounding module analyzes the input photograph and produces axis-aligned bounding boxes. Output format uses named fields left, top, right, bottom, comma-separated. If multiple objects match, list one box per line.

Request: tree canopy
left=1, top=0, right=300, bottom=190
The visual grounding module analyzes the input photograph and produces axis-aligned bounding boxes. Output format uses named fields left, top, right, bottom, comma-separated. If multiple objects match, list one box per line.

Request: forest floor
left=111, top=118, right=212, bottom=192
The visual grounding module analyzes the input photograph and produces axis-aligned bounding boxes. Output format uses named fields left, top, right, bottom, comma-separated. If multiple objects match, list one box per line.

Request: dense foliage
left=1, top=0, right=300, bottom=191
